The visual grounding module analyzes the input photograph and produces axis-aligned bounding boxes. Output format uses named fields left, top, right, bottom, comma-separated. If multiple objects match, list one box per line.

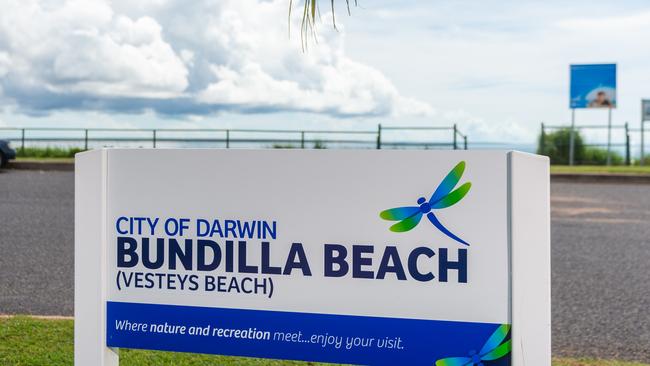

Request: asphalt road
left=0, top=169, right=74, bottom=316
left=0, top=169, right=649, bottom=362
left=551, top=182, right=650, bottom=362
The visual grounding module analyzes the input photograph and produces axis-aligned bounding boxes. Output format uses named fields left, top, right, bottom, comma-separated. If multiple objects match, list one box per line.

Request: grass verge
left=15, top=157, right=75, bottom=163
left=0, top=316, right=338, bottom=366
left=1, top=316, right=648, bottom=366
left=550, top=165, right=650, bottom=175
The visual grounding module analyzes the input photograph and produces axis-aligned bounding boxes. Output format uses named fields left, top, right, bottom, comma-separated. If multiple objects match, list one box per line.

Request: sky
left=1, top=0, right=649, bottom=146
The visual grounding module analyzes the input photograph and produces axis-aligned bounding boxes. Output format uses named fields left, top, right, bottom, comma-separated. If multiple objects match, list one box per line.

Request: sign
left=644, top=100, right=650, bottom=121
left=75, top=150, right=550, bottom=366
left=570, top=64, right=617, bottom=109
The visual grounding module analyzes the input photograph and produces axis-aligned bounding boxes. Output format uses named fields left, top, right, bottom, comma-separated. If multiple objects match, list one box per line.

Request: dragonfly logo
left=435, top=324, right=511, bottom=365
left=379, top=161, right=471, bottom=246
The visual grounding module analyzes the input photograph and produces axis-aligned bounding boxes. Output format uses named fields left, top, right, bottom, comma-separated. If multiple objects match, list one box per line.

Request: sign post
left=569, top=109, right=575, bottom=166
left=607, top=107, right=612, bottom=166
left=75, top=149, right=550, bottom=366
left=570, top=63, right=617, bottom=165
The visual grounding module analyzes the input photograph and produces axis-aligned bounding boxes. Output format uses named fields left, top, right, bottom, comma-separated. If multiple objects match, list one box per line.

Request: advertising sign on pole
left=75, top=149, right=551, bottom=366
left=570, top=64, right=617, bottom=109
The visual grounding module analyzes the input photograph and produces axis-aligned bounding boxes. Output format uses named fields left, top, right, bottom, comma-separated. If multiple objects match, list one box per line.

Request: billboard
left=75, top=149, right=551, bottom=366
left=570, top=64, right=617, bottom=109
left=643, top=100, right=650, bottom=121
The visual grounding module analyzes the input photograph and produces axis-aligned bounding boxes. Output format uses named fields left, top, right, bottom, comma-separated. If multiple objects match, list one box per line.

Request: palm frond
left=290, top=0, right=358, bottom=50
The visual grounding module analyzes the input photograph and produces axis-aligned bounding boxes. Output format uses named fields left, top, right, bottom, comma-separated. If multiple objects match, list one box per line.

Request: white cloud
left=0, top=0, right=432, bottom=118
left=0, top=52, right=10, bottom=78
left=0, top=0, right=188, bottom=100
left=197, top=59, right=433, bottom=117
left=557, top=11, right=650, bottom=32
left=0, top=51, right=9, bottom=98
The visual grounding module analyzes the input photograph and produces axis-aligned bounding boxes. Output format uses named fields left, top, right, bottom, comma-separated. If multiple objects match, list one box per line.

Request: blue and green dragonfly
left=379, top=161, right=471, bottom=246
left=435, top=324, right=511, bottom=366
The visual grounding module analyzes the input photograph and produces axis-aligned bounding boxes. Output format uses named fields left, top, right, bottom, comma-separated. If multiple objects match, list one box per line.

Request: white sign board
left=75, top=149, right=550, bottom=366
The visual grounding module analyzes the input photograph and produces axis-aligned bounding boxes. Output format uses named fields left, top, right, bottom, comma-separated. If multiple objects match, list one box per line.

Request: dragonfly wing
left=429, top=161, right=466, bottom=204
left=435, top=357, right=472, bottom=366
left=431, top=182, right=472, bottom=209
left=479, top=324, right=511, bottom=356
left=427, top=213, right=469, bottom=245
left=481, top=339, right=511, bottom=361
left=380, top=206, right=420, bottom=221
left=389, top=212, right=422, bottom=232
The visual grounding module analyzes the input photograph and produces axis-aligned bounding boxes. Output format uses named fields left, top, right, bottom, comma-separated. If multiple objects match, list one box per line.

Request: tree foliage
left=537, top=128, right=623, bottom=165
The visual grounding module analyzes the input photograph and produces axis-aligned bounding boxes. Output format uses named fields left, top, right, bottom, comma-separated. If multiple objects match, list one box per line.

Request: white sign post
left=75, top=149, right=550, bottom=366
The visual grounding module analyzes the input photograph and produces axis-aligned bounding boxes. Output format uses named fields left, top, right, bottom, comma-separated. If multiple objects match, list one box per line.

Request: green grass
left=0, top=316, right=339, bottom=366
left=1, top=317, right=647, bottom=366
left=551, top=165, right=650, bottom=175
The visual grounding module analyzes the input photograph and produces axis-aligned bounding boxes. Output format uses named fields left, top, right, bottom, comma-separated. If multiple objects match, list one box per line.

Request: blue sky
left=1, top=0, right=649, bottom=146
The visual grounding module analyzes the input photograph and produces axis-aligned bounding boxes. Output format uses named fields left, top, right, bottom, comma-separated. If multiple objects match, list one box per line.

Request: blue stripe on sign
left=106, top=301, right=510, bottom=366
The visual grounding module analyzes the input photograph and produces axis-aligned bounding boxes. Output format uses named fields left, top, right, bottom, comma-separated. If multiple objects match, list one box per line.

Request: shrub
left=313, top=140, right=327, bottom=149
left=537, top=128, right=623, bottom=165
left=537, top=128, right=584, bottom=165
left=271, top=144, right=297, bottom=149
left=582, top=147, right=623, bottom=165
left=17, top=146, right=85, bottom=158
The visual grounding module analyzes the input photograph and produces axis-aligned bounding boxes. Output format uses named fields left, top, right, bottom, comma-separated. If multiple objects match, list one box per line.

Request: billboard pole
left=642, top=101, right=646, bottom=166
left=569, top=109, right=575, bottom=166
left=607, top=107, right=612, bottom=166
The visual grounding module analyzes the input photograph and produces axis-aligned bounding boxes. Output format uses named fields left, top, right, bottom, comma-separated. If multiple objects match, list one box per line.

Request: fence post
left=642, top=119, right=645, bottom=166
left=642, top=103, right=646, bottom=165
left=153, top=130, right=157, bottom=148
left=21, top=128, right=25, bottom=152
left=539, top=122, right=546, bottom=155
left=377, top=124, right=382, bottom=150
left=464, top=135, right=468, bottom=150
left=453, top=124, right=458, bottom=150
left=625, top=122, right=630, bottom=166
left=301, top=131, right=305, bottom=149
left=226, top=130, right=230, bottom=149
left=84, top=129, right=89, bottom=150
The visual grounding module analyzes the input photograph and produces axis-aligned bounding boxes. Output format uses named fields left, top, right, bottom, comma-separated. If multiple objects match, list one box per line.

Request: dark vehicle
left=0, top=140, right=16, bottom=168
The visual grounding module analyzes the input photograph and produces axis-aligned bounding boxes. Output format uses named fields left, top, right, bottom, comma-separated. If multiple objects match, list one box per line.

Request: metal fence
left=540, top=122, right=631, bottom=165
left=0, top=124, right=468, bottom=151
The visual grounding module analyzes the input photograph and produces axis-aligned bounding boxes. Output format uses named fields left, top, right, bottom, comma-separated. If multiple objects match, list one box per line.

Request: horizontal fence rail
left=0, top=125, right=469, bottom=151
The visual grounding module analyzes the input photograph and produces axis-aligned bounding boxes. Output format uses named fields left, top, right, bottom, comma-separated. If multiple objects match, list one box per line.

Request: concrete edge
left=7, top=161, right=74, bottom=171
left=551, top=173, right=650, bottom=184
